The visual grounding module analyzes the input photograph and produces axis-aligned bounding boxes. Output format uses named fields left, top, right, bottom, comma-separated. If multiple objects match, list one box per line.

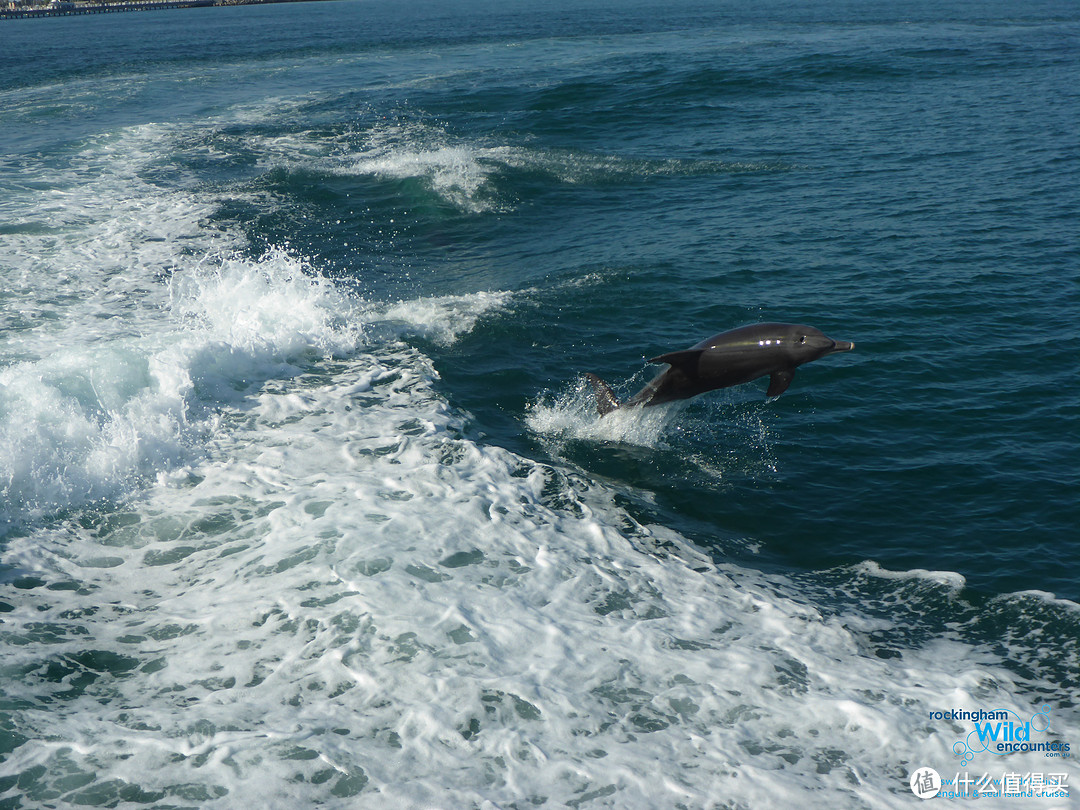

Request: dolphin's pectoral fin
left=766, top=369, right=794, bottom=398
left=584, top=373, right=620, bottom=416
left=648, top=349, right=703, bottom=376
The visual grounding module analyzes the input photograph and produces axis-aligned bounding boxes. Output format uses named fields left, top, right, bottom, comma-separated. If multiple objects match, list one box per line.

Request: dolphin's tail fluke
left=584, top=373, right=620, bottom=416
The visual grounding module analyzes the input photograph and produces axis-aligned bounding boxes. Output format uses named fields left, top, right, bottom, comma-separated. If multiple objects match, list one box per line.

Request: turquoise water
left=2, top=1, right=1078, bottom=806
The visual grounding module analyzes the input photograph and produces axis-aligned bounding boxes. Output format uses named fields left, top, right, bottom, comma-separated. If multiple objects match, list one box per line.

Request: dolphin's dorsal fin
left=766, top=369, right=794, bottom=398
left=648, top=349, right=703, bottom=376
left=584, top=373, right=620, bottom=416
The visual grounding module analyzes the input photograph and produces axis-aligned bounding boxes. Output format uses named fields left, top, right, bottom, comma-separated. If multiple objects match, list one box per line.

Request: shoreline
left=1, top=0, right=335, bottom=19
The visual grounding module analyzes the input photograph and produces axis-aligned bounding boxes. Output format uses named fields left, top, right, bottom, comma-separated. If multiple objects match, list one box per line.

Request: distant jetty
left=1, top=0, right=332, bottom=18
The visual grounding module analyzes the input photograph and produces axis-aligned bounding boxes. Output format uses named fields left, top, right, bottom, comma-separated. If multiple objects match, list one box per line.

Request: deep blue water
left=2, top=1, right=1078, bottom=806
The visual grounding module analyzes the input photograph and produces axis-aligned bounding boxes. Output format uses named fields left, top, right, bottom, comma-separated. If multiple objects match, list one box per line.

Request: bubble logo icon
left=1031, top=706, right=1051, bottom=733
left=910, top=767, right=942, bottom=799
left=952, top=705, right=1053, bottom=765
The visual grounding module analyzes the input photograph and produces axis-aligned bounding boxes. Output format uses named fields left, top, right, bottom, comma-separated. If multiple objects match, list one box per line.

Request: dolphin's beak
left=831, top=340, right=855, bottom=353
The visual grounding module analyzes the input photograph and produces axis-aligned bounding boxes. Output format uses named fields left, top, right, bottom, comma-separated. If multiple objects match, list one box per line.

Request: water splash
left=525, top=375, right=681, bottom=450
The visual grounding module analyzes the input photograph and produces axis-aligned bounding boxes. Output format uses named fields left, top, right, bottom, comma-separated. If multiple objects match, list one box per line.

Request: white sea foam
left=4, top=346, right=1076, bottom=807
left=246, top=118, right=765, bottom=215
left=0, top=252, right=357, bottom=528
left=0, top=236, right=518, bottom=531
left=853, top=560, right=968, bottom=591
left=377, top=289, right=513, bottom=346
left=246, top=121, right=516, bottom=213
left=331, top=135, right=764, bottom=213
left=1006, top=591, right=1080, bottom=614
left=169, top=250, right=363, bottom=361
left=0, top=120, right=487, bottom=530
left=4, top=208, right=1075, bottom=805
left=4, top=91, right=1078, bottom=810
left=0, top=123, right=215, bottom=523
left=349, top=142, right=504, bottom=212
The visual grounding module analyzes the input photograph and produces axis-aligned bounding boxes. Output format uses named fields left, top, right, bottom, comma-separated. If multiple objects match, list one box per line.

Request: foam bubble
left=1, top=119, right=228, bottom=526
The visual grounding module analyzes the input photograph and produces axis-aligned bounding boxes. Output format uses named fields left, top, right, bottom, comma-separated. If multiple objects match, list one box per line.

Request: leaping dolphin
left=585, top=322, right=854, bottom=415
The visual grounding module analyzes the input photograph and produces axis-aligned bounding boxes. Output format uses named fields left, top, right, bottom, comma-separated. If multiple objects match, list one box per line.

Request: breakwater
left=1, top=0, right=321, bottom=18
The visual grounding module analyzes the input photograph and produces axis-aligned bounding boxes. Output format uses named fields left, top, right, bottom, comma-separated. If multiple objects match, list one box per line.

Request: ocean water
left=1, top=0, right=1078, bottom=806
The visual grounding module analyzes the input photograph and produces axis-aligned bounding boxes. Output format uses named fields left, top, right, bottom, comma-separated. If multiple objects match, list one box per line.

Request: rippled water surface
left=2, top=0, right=1078, bottom=806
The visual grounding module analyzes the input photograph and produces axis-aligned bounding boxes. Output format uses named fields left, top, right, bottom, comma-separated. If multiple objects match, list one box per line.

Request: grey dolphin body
left=585, top=322, right=854, bottom=415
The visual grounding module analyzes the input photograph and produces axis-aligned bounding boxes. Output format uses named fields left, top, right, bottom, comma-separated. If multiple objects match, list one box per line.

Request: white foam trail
left=350, top=143, right=501, bottom=211
left=168, top=250, right=363, bottom=363
left=248, top=119, right=768, bottom=215
left=4, top=354, right=1075, bottom=807
left=4, top=89, right=1077, bottom=810
left=0, top=115, right=520, bottom=529
left=0, top=235, right=515, bottom=529
left=853, top=560, right=967, bottom=590
left=0, top=248, right=365, bottom=528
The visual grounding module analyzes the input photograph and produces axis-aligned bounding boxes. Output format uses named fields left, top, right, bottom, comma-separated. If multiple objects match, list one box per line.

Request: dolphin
left=585, top=322, right=854, bottom=415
